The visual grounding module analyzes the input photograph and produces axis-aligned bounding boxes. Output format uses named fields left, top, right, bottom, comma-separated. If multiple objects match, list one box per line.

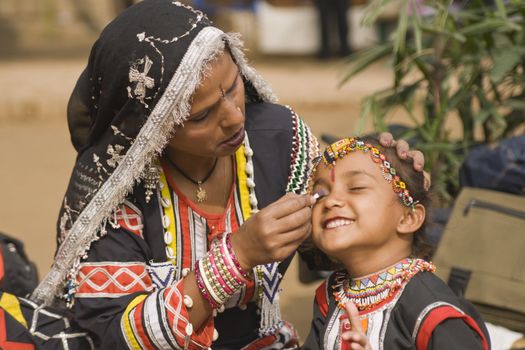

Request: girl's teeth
left=326, top=219, right=353, bottom=229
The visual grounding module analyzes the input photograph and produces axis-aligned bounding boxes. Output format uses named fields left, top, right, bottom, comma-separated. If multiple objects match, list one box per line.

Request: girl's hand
left=379, top=132, right=431, bottom=190
left=341, top=302, right=372, bottom=350
left=230, top=193, right=314, bottom=270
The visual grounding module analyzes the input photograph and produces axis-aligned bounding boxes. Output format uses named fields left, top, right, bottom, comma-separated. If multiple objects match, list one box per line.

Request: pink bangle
left=225, top=233, right=252, bottom=280
left=218, top=238, right=247, bottom=285
left=194, top=260, right=219, bottom=309
left=208, top=248, right=234, bottom=295
left=212, top=243, right=242, bottom=290
left=201, top=257, right=226, bottom=302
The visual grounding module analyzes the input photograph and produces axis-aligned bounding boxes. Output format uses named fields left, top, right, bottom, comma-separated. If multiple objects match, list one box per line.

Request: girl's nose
left=324, top=190, right=345, bottom=209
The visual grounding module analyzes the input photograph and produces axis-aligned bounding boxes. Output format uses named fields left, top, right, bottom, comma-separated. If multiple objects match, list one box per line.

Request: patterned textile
left=0, top=292, right=93, bottom=350
left=302, top=271, right=490, bottom=350
left=75, top=262, right=154, bottom=298
left=286, top=106, right=319, bottom=195
left=121, top=280, right=214, bottom=350
left=115, top=202, right=144, bottom=238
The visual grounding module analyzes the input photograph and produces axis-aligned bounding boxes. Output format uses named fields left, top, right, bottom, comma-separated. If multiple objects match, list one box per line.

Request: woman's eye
left=190, top=110, right=210, bottom=122
left=349, top=187, right=366, bottom=192
left=226, top=74, right=240, bottom=96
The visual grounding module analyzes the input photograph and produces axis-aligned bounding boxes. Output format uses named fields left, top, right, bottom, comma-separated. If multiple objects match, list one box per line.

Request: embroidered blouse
left=303, top=265, right=490, bottom=350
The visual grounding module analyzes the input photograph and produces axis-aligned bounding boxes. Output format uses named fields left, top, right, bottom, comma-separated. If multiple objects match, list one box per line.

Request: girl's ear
left=397, top=203, right=425, bottom=234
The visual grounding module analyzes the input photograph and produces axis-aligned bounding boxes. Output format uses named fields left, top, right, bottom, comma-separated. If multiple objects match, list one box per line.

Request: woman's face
left=311, top=152, right=406, bottom=261
left=167, top=50, right=246, bottom=158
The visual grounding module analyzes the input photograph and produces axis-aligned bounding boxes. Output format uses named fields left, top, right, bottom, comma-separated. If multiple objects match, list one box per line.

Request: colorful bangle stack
left=194, top=232, right=252, bottom=310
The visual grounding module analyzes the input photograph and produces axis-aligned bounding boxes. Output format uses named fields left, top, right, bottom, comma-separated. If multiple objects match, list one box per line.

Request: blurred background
left=1, top=0, right=524, bottom=348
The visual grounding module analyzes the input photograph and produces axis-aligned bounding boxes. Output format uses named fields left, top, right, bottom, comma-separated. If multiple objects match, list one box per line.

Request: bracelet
left=217, top=241, right=245, bottom=286
left=224, top=233, right=252, bottom=280
left=208, top=249, right=234, bottom=296
left=211, top=243, right=241, bottom=291
left=194, top=232, right=255, bottom=310
left=194, top=260, right=219, bottom=309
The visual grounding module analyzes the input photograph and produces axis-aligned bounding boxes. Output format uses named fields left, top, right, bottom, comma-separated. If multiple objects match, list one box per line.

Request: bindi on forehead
left=330, top=166, right=335, bottom=183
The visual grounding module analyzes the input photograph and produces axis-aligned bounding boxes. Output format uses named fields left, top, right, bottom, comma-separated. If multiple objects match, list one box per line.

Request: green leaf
left=504, top=98, right=525, bottom=110
left=393, top=0, right=409, bottom=54
left=417, top=142, right=456, bottom=151
left=339, top=44, right=392, bottom=86
left=490, top=48, right=522, bottom=83
left=420, top=25, right=466, bottom=43
left=459, top=18, right=507, bottom=36
left=362, top=0, right=400, bottom=27
left=494, top=0, right=508, bottom=18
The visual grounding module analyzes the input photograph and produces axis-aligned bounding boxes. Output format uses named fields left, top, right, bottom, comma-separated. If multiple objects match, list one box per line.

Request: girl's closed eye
left=312, top=188, right=329, bottom=203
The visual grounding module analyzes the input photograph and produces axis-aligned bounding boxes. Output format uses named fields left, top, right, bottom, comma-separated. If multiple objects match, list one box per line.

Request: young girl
left=303, top=137, right=490, bottom=350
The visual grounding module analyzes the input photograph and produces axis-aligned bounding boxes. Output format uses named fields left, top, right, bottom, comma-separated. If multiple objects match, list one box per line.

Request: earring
left=144, top=164, right=159, bottom=203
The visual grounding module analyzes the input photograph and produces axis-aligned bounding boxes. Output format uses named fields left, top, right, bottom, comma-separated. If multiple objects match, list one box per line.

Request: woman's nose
left=218, top=98, right=244, bottom=128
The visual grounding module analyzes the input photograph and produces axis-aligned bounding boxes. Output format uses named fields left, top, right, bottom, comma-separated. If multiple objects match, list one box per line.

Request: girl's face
left=167, top=50, right=246, bottom=158
left=311, top=152, right=407, bottom=261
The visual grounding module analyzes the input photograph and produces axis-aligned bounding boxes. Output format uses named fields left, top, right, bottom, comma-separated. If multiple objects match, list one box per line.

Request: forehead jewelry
left=321, top=137, right=418, bottom=209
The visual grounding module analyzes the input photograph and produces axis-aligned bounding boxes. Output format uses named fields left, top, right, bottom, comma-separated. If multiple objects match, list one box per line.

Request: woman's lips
left=221, top=127, right=245, bottom=148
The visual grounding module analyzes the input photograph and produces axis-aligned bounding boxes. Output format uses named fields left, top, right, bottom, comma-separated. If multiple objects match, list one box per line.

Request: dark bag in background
left=433, top=187, right=525, bottom=333
left=0, top=231, right=39, bottom=297
left=460, top=135, right=525, bottom=195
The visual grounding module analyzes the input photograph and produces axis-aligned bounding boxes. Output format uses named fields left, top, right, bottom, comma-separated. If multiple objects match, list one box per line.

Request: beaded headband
left=318, top=137, right=418, bottom=208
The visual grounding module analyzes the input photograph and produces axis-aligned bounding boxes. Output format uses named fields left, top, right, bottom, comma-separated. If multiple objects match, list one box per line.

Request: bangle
left=224, top=233, right=252, bottom=280
left=194, top=260, right=219, bottom=309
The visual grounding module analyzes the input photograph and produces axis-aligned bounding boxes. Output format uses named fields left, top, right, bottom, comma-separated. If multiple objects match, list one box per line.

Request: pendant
left=196, top=182, right=207, bottom=203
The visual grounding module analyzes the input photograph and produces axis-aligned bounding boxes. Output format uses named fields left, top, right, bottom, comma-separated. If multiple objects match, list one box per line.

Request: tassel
left=257, top=263, right=284, bottom=336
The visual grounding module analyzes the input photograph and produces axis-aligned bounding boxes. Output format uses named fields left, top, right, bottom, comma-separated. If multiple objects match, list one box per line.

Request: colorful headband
left=319, top=137, right=418, bottom=208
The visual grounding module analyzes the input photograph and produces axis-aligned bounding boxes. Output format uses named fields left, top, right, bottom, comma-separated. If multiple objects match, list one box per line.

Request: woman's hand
left=379, top=132, right=431, bottom=190
left=341, top=302, right=372, bottom=350
left=230, top=193, right=314, bottom=270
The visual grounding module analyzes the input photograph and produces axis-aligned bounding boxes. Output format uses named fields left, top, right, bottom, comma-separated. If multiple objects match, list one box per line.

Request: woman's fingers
left=378, top=132, right=395, bottom=147
left=273, top=205, right=312, bottom=231
left=407, top=150, right=425, bottom=171
left=380, top=133, right=430, bottom=181
left=423, top=170, right=431, bottom=191
left=270, top=194, right=315, bottom=220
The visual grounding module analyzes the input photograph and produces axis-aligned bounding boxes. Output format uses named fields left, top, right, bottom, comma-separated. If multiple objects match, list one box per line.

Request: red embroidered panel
left=116, top=204, right=144, bottom=238
left=76, top=262, right=153, bottom=297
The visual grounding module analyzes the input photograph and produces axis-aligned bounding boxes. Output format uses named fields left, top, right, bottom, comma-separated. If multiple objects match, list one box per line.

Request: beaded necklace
left=333, top=258, right=435, bottom=311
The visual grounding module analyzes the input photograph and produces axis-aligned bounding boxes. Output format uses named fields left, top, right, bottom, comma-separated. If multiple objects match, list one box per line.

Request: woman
left=24, top=1, right=425, bottom=349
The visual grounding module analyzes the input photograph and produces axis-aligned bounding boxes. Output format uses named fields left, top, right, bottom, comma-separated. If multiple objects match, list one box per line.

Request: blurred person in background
left=313, top=0, right=351, bottom=58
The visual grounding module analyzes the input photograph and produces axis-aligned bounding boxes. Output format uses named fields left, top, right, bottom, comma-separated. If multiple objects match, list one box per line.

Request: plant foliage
left=342, top=0, right=525, bottom=204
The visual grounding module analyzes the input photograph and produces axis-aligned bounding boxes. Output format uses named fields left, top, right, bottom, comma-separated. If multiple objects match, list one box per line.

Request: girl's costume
left=0, top=1, right=318, bottom=349
left=302, top=258, right=491, bottom=350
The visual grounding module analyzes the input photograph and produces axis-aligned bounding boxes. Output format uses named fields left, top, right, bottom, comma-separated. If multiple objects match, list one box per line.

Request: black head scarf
left=32, top=0, right=277, bottom=305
